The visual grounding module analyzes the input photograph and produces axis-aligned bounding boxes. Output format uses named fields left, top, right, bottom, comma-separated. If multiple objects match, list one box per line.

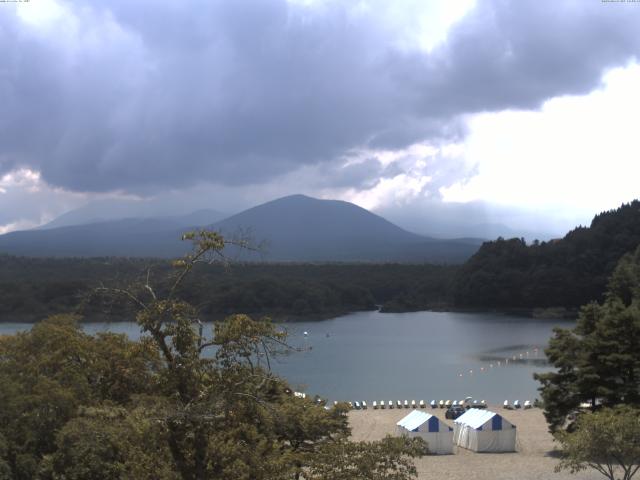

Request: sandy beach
left=349, top=405, right=602, bottom=480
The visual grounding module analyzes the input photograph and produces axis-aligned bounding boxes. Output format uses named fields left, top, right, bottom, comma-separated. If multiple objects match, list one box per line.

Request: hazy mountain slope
left=0, top=195, right=480, bottom=262
left=0, top=218, right=189, bottom=257
left=40, top=207, right=225, bottom=230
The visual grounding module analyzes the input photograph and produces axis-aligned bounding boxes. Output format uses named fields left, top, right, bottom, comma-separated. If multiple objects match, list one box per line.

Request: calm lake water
left=0, top=310, right=573, bottom=404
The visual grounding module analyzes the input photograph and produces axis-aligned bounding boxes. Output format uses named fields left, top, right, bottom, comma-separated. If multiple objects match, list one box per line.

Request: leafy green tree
left=555, top=406, right=640, bottom=480
left=41, top=406, right=178, bottom=480
left=307, top=436, right=428, bottom=480
left=536, top=246, right=640, bottom=431
left=0, top=315, right=159, bottom=479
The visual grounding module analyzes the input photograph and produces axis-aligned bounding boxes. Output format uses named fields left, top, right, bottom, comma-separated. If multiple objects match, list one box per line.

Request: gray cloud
left=376, top=198, right=577, bottom=241
left=406, top=0, right=640, bottom=116
left=1, top=0, right=639, bottom=196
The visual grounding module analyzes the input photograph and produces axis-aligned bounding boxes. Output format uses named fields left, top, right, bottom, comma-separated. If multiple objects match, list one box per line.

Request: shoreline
left=0, top=305, right=579, bottom=324
left=348, top=405, right=601, bottom=480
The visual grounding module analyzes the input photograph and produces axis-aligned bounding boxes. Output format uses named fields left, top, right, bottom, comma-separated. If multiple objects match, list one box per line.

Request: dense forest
left=2, top=201, right=640, bottom=322
left=454, top=201, right=640, bottom=309
left=0, top=257, right=457, bottom=322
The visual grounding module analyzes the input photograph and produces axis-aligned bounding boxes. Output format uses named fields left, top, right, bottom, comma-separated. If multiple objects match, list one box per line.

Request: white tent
left=453, top=408, right=516, bottom=452
left=396, top=410, right=453, bottom=455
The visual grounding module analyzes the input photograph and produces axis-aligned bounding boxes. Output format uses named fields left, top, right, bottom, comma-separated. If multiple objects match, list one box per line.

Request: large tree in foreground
left=0, top=231, right=426, bottom=480
left=555, top=406, right=640, bottom=480
left=535, top=245, right=640, bottom=431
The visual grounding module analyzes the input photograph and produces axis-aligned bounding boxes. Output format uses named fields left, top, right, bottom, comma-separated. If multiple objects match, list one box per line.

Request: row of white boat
left=342, top=399, right=533, bottom=410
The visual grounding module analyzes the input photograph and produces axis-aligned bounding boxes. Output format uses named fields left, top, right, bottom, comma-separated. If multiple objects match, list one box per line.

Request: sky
left=1, top=0, right=640, bottom=238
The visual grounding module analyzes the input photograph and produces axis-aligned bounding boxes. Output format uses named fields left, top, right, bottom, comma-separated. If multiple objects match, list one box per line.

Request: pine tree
left=535, top=246, right=640, bottom=431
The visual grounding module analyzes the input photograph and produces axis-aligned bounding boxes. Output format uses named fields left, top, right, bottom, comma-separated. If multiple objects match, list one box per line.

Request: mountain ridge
left=0, top=194, right=481, bottom=263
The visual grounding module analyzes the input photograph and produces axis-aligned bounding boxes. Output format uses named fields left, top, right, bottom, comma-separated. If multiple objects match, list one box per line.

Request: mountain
left=0, top=195, right=481, bottom=262
left=0, top=210, right=225, bottom=258
left=453, top=200, right=640, bottom=309
left=1, top=218, right=189, bottom=258
left=208, top=195, right=480, bottom=262
left=39, top=203, right=225, bottom=230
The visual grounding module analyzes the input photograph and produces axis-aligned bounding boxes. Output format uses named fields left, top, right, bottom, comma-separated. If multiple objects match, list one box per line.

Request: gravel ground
left=348, top=405, right=602, bottom=480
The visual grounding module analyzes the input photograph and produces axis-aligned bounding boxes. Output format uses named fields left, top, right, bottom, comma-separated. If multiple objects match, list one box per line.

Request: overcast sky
left=1, top=0, right=639, bottom=238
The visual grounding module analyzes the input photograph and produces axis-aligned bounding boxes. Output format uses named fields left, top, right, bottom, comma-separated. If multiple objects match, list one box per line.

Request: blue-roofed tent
left=396, top=410, right=453, bottom=454
left=453, top=409, right=516, bottom=452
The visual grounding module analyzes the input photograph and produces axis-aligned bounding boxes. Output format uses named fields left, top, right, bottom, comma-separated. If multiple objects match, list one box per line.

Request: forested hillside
left=0, top=257, right=456, bottom=322
left=453, top=201, right=640, bottom=308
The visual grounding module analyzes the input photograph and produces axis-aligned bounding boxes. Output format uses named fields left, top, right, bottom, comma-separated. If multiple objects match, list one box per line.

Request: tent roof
left=396, top=410, right=432, bottom=431
left=454, top=408, right=499, bottom=429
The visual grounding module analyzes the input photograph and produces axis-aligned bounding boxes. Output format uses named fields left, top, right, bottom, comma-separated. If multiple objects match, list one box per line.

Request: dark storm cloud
left=404, top=0, right=640, bottom=117
left=1, top=0, right=639, bottom=194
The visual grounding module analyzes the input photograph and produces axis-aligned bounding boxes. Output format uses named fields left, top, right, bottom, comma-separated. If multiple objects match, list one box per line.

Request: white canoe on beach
left=419, top=400, right=425, bottom=408
left=380, top=400, right=385, bottom=409
left=438, top=400, right=444, bottom=408
left=389, top=401, right=394, bottom=409
left=430, top=400, right=437, bottom=408
left=373, top=401, right=378, bottom=409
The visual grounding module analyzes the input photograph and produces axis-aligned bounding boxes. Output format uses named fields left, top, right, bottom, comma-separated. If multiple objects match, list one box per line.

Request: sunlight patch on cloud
left=0, top=168, right=42, bottom=192
left=441, top=62, right=640, bottom=215
left=16, top=0, right=67, bottom=27
left=346, top=173, right=431, bottom=211
left=0, top=219, right=40, bottom=235
left=338, top=140, right=470, bottom=211
left=0, top=168, right=146, bottom=233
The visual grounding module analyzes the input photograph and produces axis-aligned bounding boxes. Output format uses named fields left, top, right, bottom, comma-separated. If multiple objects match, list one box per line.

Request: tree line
left=455, top=201, right=640, bottom=309
left=0, top=258, right=456, bottom=322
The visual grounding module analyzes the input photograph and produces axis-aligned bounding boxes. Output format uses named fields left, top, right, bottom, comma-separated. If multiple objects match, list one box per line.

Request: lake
left=0, top=310, right=572, bottom=404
